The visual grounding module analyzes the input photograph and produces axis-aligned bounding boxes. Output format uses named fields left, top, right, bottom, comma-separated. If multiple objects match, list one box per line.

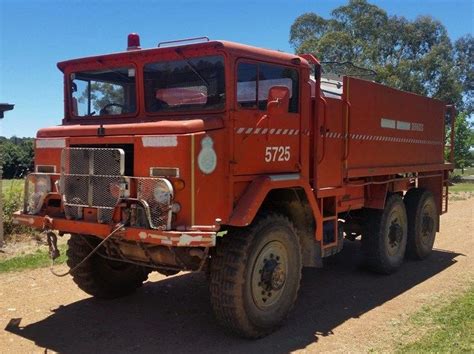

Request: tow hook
left=42, top=216, right=60, bottom=260
left=46, top=231, right=60, bottom=260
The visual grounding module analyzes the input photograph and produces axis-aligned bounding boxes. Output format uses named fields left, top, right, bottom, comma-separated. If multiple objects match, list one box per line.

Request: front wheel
left=67, top=234, right=150, bottom=299
left=209, top=214, right=302, bottom=338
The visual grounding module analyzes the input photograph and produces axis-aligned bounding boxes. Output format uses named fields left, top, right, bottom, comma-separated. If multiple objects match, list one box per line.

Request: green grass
left=398, top=286, right=474, bottom=353
left=1, top=178, right=23, bottom=193
left=2, top=178, right=33, bottom=237
left=450, top=183, right=474, bottom=193
left=0, top=244, right=67, bottom=273
left=453, top=167, right=474, bottom=176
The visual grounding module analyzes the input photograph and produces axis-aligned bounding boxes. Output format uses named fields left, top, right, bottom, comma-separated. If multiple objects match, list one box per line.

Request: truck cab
left=31, top=36, right=311, bottom=233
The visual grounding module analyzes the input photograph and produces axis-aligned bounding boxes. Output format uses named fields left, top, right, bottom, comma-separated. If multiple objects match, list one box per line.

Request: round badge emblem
left=198, top=136, right=217, bottom=174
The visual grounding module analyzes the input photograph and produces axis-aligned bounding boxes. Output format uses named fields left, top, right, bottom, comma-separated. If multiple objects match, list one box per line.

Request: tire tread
left=67, top=235, right=149, bottom=299
left=362, top=194, right=407, bottom=274
left=209, top=214, right=301, bottom=338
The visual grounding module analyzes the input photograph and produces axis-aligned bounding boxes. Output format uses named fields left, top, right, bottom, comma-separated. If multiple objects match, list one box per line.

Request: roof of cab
left=57, top=40, right=310, bottom=71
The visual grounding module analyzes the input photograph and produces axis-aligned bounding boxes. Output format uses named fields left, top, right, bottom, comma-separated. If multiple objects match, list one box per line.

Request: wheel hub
left=251, top=241, right=288, bottom=309
left=385, top=215, right=405, bottom=258
left=261, top=258, right=286, bottom=291
left=388, top=220, right=403, bottom=248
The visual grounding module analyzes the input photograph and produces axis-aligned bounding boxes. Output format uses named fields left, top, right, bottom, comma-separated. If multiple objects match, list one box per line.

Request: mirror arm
left=267, top=98, right=281, bottom=111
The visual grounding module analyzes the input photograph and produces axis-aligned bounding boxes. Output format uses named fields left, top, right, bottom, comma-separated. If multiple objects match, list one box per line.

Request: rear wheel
left=404, top=189, right=438, bottom=259
left=362, top=194, right=408, bottom=274
left=67, top=234, right=150, bottom=299
left=209, top=214, right=302, bottom=338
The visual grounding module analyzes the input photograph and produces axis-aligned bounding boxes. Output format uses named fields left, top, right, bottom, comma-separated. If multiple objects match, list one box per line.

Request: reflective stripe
left=235, top=127, right=303, bottom=136
left=36, top=139, right=66, bottom=149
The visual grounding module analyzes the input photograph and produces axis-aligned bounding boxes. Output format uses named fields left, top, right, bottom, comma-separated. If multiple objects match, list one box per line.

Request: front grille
left=61, top=148, right=126, bottom=223
left=62, top=147, right=124, bottom=176
left=59, top=147, right=173, bottom=229
left=71, top=144, right=134, bottom=176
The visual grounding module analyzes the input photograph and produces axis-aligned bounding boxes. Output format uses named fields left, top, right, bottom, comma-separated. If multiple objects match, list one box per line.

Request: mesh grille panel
left=63, top=149, right=89, bottom=175
left=59, top=147, right=173, bottom=229
left=135, top=178, right=173, bottom=229
left=63, top=175, right=88, bottom=206
left=61, top=148, right=125, bottom=223
left=97, top=208, right=114, bottom=224
left=93, top=149, right=124, bottom=176
left=61, top=148, right=124, bottom=176
left=91, top=176, right=124, bottom=207
left=64, top=205, right=82, bottom=220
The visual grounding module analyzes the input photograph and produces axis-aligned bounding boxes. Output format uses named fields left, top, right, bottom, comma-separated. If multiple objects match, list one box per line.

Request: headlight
left=153, top=183, right=172, bottom=204
left=136, top=178, right=174, bottom=230
left=25, top=174, right=51, bottom=214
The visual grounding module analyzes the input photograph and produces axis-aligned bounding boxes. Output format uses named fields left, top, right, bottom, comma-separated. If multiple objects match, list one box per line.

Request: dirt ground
left=0, top=198, right=473, bottom=353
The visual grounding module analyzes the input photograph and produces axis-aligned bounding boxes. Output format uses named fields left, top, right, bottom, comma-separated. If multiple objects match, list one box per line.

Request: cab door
left=232, top=61, right=301, bottom=176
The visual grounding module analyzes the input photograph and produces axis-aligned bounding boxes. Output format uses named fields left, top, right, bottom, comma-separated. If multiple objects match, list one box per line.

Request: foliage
left=0, top=244, right=67, bottom=273
left=0, top=136, right=34, bottom=179
left=2, top=179, right=32, bottom=237
left=78, top=82, right=124, bottom=113
left=290, top=0, right=473, bottom=114
left=398, top=286, right=474, bottom=353
left=446, top=113, right=474, bottom=170
left=454, top=35, right=474, bottom=114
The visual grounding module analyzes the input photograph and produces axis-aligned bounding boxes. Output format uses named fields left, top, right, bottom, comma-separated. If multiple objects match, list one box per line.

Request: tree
left=454, top=35, right=474, bottom=115
left=289, top=0, right=472, bottom=113
left=448, top=113, right=474, bottom=172
left=0, top=137, right=34, bottom=179
left=78, top=82, right=124, bottom=114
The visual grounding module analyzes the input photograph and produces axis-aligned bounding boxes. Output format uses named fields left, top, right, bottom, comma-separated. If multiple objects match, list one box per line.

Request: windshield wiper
left=174, top=48, right=210, bottom=88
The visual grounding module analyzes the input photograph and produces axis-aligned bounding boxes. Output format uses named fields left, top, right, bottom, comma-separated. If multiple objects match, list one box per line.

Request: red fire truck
left=14, top=34, right=455, bottom=337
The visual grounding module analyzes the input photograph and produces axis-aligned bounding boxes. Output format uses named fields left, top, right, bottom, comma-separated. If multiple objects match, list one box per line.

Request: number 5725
left=265, top=146, right=291, bottom=162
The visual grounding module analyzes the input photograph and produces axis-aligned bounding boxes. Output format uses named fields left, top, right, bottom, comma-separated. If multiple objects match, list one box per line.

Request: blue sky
left=0, top=0, right=472, bottom=138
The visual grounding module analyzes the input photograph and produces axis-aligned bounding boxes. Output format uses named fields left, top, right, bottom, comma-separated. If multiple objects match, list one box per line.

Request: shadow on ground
left=5, top=241, right=462, bottom=353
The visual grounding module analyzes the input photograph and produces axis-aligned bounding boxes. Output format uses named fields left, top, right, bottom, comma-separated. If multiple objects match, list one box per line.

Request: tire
left=66, top=234, right=150, bottom=299
left=362, top=194, right=408, bottom=274
left=404, top=189, right=438, bottom=260
left=209, top=214, right=302, bottom=338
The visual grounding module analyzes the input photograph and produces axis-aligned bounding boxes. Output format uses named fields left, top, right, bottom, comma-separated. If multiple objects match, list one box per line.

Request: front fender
left=228, top=174, right=321, bottom=233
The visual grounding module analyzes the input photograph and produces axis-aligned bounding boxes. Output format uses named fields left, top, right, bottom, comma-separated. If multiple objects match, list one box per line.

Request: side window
left=236, top=62, right=299, bottom=113
left=237, top=63, right=258, bottom=108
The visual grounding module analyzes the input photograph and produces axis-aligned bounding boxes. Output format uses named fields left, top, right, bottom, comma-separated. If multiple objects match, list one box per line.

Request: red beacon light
left=127, top=33, right=141, bottom=50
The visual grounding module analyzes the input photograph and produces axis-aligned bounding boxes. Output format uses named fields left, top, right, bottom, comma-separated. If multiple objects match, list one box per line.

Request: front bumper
left=13, top=212, right=216, bottom=247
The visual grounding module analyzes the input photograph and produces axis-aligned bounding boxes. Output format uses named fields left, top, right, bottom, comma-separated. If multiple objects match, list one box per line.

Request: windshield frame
left=63, top=50, right=228, bottom=124
left=66, top=62, right=140, bottom=122
left=143, top=54, right=227, bottom=117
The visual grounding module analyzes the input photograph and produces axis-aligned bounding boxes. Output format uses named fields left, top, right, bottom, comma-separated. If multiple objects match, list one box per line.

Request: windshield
left=71, top=66, right=137, bottom=117
left=144, top=55, right=225, bottom=113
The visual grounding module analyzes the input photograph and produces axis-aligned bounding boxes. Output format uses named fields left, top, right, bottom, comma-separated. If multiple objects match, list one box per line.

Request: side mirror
left=267, top=86, right=290, bottom=116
